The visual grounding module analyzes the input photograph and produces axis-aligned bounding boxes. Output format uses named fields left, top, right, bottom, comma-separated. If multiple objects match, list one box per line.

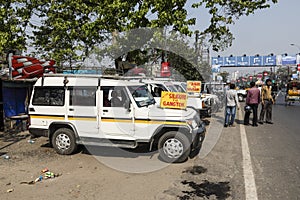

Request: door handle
left=69, top=108, right=74, bottom=111
left=103, top=110, right=108, bottom=112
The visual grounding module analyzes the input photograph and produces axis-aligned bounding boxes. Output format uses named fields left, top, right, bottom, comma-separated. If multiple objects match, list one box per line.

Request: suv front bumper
left=191, top=122, right=206, bottom=151
left=200, top=106, right=211, bottom=118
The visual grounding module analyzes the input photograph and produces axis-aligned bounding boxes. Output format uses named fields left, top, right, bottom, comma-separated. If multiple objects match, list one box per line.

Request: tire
left=52, top=128, right=77, bottom=155
left=158, top=131, right=191, bottom=163
left=238, top=94, right=244, bottom=102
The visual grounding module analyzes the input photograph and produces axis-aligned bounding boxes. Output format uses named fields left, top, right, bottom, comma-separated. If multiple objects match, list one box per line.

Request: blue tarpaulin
left=2, top=87, right=27, bottom=118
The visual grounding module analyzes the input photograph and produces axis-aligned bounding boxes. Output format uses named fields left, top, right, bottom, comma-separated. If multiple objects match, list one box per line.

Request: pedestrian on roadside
left=258, top=79, right=274, bottom=124
left=244, top=81, right=260, bottom=127
left=224, top=83, right=240, bottom=127
left=271, top=82, right=279, bottom=103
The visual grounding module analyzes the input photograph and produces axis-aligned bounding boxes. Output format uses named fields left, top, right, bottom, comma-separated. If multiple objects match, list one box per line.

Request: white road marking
left=238, top=110, right=258, bottom=200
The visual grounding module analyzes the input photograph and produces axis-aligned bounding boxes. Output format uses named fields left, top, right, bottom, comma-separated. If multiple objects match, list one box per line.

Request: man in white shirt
left=224, top=83, right=240, bottom=127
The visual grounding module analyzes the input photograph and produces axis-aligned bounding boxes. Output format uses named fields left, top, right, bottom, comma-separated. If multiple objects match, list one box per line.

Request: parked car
left=140, top=79, right=212, bottom=118
left=28, top=74, right=206, bottom=163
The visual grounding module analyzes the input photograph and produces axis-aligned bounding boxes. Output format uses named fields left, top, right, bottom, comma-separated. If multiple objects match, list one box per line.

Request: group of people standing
left=224, top=79, right=274, bottom=127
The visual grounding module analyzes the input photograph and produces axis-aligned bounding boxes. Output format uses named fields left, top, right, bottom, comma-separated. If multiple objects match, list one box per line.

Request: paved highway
left=167, top=91, right=300, bottom=199
left=247, top=91, right=300, bottom=199
left=1, top=90, right=299, bottom=200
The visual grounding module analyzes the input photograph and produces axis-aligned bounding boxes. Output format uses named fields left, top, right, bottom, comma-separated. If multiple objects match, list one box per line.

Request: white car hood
left=148, top=105, right=196, bottom=120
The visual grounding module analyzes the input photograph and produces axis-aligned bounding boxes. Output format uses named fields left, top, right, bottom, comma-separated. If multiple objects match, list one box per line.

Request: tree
left=0, top=0, right=34, bottom=53
left=0, top=0, right=278, bottom=65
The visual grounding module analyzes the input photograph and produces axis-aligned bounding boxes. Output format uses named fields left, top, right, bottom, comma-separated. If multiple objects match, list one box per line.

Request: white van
left=28, top=74, right=206, bottom=163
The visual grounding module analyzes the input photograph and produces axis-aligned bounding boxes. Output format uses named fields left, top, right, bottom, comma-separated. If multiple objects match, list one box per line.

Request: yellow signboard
left=160, top=91, right=187, bottom=109
left=187, top=81, right=201, bottom=93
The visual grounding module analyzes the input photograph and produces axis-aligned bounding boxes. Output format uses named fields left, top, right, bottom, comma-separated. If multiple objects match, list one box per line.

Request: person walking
left=224, top=83, right=240, bottom=127
left=244, top=81, right=260, bottom=127
left=258, top=79, right=274, bottom=124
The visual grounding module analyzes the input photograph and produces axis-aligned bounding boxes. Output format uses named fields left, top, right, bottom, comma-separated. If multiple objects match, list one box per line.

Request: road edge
left=238, top=109, right=258, bottom=200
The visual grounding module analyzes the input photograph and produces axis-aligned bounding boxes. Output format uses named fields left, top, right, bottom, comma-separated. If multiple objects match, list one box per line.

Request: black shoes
left=258, top=121, right=273, bottom=124
left=252, top=124, right=258, bottom=127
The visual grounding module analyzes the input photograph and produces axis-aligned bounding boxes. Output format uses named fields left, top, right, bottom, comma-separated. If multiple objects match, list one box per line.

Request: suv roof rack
left=42, top=73, right=123, bottom=79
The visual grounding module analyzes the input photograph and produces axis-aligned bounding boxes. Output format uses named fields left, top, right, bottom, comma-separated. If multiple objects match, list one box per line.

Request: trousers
left=259, top=100, right=273, bottom=122
left=244, top=104, right=258, bottom=125
left=224, top=106, right=236, bottom=126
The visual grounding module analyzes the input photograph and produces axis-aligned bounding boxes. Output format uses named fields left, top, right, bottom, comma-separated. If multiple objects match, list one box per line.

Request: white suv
left=28, top=74, right=206, bottom=163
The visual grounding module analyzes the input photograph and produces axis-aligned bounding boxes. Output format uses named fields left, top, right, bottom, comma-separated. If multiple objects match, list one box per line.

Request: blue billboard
left=211, top=57, right=224, bottom=66
left=236, top=56, right=250, bottom=66
left=250, top=56, right=263, bottom=66
left=223, top=56, right=236, bottom=66
left=211, top=54, right=278, bottom=67
left=281, top=56, right=296, bottom=65
left=263, top=55, right=276, bottom=66
left=211, top=65, right=220, bottom=73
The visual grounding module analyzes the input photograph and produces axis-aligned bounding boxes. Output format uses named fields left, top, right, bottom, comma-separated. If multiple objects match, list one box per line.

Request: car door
left=99, top=86, right=134, bottom=139
left=67, top=86, right=99, bottom=137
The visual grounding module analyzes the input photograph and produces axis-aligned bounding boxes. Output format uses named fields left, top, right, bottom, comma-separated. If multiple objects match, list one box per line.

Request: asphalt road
left=1, top=90, right=299, bottom=200
left=246, top=91, right=300, bottom=200
left=173, top=90, right=300, bottom=200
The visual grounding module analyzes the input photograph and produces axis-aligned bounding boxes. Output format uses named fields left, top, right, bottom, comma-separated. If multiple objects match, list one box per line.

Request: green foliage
left=0, top=0, right=33, bottom=52
left=0, top=0, right=278, bottom=66
left=93, top=28, right=207, bottom=80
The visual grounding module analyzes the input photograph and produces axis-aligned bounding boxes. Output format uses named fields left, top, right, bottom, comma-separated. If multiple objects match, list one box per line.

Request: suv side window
left=32, top=87, right=65, bottom=106
left=69, top=87, right=97, bottom=106
left=101, top=86, right=129, bottom=107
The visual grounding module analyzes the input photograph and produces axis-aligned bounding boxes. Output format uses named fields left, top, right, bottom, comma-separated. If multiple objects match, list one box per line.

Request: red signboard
left=297, top=64, right=300, bottom=71
left=160, top=62, right=171, bottom=77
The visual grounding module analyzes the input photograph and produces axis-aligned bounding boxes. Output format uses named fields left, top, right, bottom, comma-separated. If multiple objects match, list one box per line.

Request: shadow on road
left=81, top=144, right=157, bottom=159
left=178, top=180, right=231, bottom=200
left=0, top=132, right=30, bottom=151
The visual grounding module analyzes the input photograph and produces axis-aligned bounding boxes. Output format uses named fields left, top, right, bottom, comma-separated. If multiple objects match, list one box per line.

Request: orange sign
left=160, top=91, right=187, bottom=109
left=186, top=81, right=201, bottom=93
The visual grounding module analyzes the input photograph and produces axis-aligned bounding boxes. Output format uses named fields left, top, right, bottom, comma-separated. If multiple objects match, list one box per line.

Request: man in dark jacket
left=244, top=81, right=260, bottom=126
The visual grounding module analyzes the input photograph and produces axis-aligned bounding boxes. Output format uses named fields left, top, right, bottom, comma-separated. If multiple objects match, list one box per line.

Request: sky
left=188, top=0, right=300, bottom=57
left=187, top=0, right=300, bottom=77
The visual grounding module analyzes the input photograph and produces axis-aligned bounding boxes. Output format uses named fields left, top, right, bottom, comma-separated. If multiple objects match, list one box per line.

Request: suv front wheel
left=158, top=131, right=191, bottom=163
left=52, top=128, right=77, bottom=155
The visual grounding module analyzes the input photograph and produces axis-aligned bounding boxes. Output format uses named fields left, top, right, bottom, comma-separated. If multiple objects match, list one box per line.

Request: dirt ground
left=0, top=111, right=240, bottom=200
left=0, top=131, right=200, bottom=200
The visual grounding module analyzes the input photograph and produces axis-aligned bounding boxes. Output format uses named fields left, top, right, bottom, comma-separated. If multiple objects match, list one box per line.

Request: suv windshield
left=164, top=82, right=179, bottom=92
left=128, top=85, right=155, bottom=107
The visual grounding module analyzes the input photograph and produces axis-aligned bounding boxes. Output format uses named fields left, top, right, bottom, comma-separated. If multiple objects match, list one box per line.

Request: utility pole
left=195, top=30, right=200, bottom=62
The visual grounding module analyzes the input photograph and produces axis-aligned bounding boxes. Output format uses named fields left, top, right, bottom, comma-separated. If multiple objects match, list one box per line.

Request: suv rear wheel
left=158, top=131, right=191, bottom=163
left=52, top=128, right=77, bottom=155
